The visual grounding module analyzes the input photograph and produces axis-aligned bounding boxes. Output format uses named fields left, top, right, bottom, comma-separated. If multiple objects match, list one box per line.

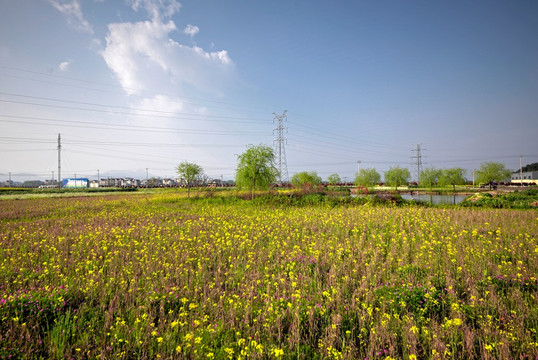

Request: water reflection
left=352, top=193, right=468, bottom=205
left=400, top=193, right=467, bottom=205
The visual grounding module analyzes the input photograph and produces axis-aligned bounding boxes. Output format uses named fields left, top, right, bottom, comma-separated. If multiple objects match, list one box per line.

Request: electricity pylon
left=273, top=110, right=289, bottom=185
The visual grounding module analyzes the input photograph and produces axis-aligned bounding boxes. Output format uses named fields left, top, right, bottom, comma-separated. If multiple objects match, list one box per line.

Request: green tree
left=384, top=166, right=410, bottom=191
left=176, top=161, right=203, bottom=197
left=291, top=171, right=322, bottom=187
left=327, top=173, right=341, bottom=186
left=354, top=168, right=381, bottom=188
left=476, top=161, right=511, bottom=190
left=522, top=162, right=538, bottom=172
left=420, top=167, right=442, bottom=191
left=235, top=144, right=279, bottom=199
left=146, top=177, right=161, bottom=188
left=438, top=168, right=466, bottom=192
left=22, top=180, right=45, bottom=188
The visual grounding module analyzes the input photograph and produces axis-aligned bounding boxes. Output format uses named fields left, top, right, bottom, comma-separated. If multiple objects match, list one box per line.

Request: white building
left=511, top=171, right=538, bottom=185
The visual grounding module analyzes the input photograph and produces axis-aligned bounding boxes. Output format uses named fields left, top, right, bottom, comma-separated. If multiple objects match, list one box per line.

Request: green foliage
left=354, top=168, right=381, bottom=187
left=419, top=167, right=442, bottom=190
left=521, top=162, right=538, bottom=172
left=384, top=166, right=410, bottom=190
left=22, top=180, right=45, bottom=188
left=0, top=187, right=37, bottom=194
left=438, top=168, right=466, bottom=192
left=291, top=171, right=322, bottom=187
left=476, top=161, right=511, bottom=189
left=327, top=173, right=341, bottom=185
left=0, top=287, right=92, bottom=359
left=374, top=283, right=449, bottom=319
left=461, top=188, right=538, bottom=209
left=235, top=144, right=279, bottom=198
left=176, top=161, right=204, bottom=197
left=0, top=187, right=137, bottom=199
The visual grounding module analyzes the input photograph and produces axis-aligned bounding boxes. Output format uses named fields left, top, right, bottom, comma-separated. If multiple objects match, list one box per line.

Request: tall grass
left=0, top=194, right=536, bottom=359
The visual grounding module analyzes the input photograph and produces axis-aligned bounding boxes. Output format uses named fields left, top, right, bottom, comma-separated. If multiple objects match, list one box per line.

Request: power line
left=0, top=115, right=268, bottom=136
left=0, top=100, right=271, bottom=125
left=429, top=155, right=537, bottom=164
left=288, top=133, right=405, bottom=156
left=0, top=92, right=412, bottom=158
left=0, top=65, right=275, bottom=114
left=286, top=110, right=411, bottom=147
left=0, top=92, right=271, bottom=122
left=0, top=149, right=55, bottom=152
left=287, top=124, right=410, bottom=151
left=0, top=136, right=250, bottom=148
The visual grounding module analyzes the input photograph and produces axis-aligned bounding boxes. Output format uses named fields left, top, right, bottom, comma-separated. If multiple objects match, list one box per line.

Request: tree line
left=351, top=162, right=511, bottom=191
left=177, top=143, right=514, bottom=197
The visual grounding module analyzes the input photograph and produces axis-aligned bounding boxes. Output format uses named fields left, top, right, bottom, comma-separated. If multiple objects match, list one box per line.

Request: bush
left=460, top=189, right=538, bottom=209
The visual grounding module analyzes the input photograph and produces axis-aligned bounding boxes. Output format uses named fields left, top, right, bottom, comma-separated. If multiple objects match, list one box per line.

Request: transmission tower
left=411, top=144, right=425, bottom=183
left=273, top=110, right=289, bottom=184
left=57, top=133, right=61, bottom=189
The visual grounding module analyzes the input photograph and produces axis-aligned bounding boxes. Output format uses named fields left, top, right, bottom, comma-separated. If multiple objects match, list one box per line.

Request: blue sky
left=1, top=0, right=537, bottom=183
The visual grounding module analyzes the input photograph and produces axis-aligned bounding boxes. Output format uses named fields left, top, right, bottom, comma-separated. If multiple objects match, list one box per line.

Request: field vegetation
left=460, top=188, right=538, bottom=209
left=1, top=190, right=537, bottom=359
left=0, top=187, right=137, bottom=196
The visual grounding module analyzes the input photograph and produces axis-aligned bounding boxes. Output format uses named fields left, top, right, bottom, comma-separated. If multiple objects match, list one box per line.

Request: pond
left=352, top=193, right=469, bottom=205
left=400, top=193, right=468, bottom=205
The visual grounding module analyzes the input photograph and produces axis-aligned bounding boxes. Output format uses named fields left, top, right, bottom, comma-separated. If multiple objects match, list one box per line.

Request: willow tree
left=438, top=168, right=466, bottom=192
left=476, top=161, right=511, bottom=190
left=384, top=166, right=410, bottom=191
left=355, top=168, right=381, bottom=188
left=176, top=161, right=203, bottom=198
left=235, top=144, right=279, bottom=199
left=291, top=171, right=322, bottom=187
left=420, top=167, right=442, bottom=191
left=327, top=173, right=341, bottom=186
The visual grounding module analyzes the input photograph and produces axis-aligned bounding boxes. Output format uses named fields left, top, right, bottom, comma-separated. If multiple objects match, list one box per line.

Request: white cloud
left=101, top=19, right=177, bottom=94
left=58, top=60, right=71, bottom=71
left=101, top=16, right=234, bottom=97
left=183, top=24, right=199, bottom=37
left=49, top=0, right=93, bottom=34
left=130, top=0, right=181, bottom=20
left=90, top=38, right=102, bottom=49
left=138, top=94, right=184, bottom=114
left=192, top=46, right=231, bottom=65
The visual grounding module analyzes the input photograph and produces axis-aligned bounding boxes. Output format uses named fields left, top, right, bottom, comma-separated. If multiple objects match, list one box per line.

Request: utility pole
left=472, top=169, right=475, bottom=188
left=519, top=155, right=523, bottom=186
left=8, top=172, right=11, bottom=187
left=273, top=110, right=289, bottom=185
left=57, top=133, right=61, bottom=189
left=357, top=160, right=361, bottom=173
left=146, top=168, right=149, bottom=187
left=97, top=169, right=100, bottom=184
left=411, top=144, right=425, bottom=183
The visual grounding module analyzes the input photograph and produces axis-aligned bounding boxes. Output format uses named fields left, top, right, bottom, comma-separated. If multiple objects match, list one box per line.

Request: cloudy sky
left=1, top=0, right=537, bottom=183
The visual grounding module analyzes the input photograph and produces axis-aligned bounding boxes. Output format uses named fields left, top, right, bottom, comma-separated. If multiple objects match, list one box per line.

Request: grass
left=0, top=191, right=537, bottom=359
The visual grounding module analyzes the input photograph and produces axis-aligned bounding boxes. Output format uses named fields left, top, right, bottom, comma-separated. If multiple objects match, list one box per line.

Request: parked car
left=480, top=182, right=497, bottom=189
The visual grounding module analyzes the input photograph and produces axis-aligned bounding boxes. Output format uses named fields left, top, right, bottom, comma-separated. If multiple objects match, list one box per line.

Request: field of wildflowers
left=1, top=192, right=537, bottom=359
